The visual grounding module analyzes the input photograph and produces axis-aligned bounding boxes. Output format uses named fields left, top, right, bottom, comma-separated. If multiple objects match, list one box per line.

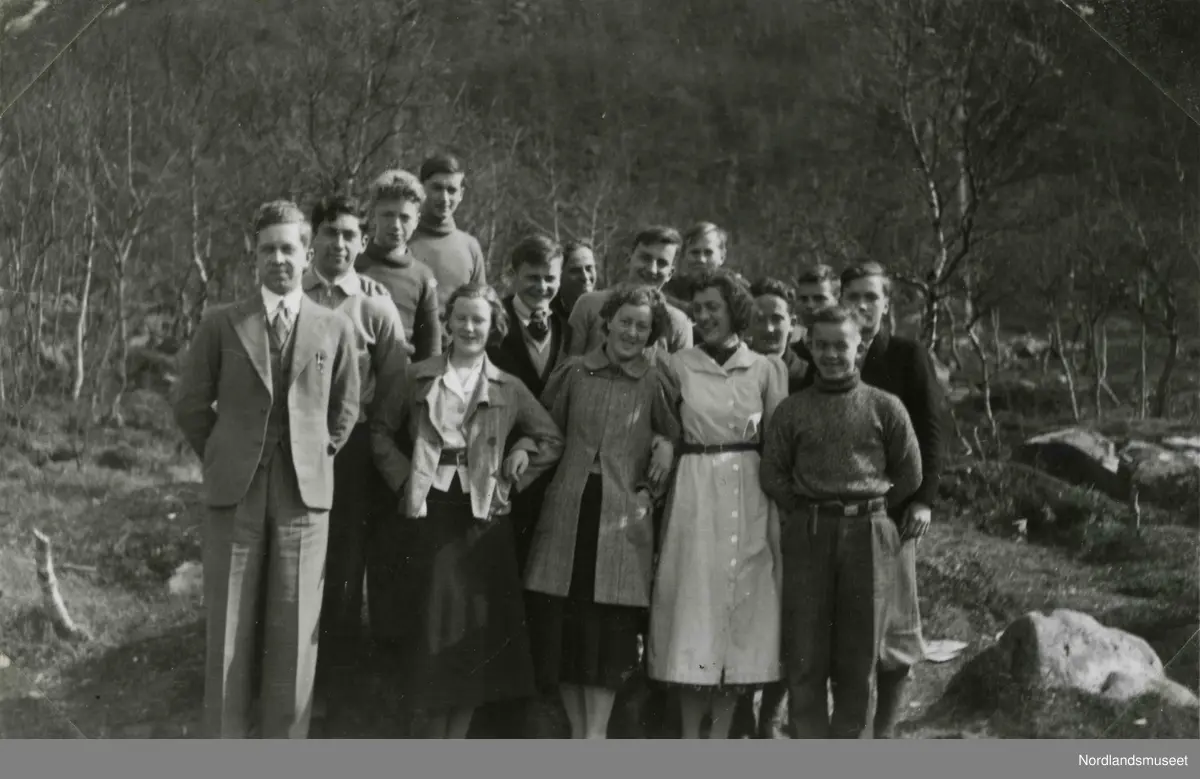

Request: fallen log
left=32, top=529, right=92, bottom=642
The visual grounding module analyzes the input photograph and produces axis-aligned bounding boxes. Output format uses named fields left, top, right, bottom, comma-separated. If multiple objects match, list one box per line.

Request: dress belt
left=678, top=441, right=761, bottom=456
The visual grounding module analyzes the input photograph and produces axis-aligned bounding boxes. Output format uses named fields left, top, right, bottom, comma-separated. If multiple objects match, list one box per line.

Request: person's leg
left=678, top=687, right=710, bottom=740
left=782, top=511, right=835, bottom=738
left=258, top=452, right=329, bottom=739
left=829, top=513, right=899, bottom=739
left=727, top=689, right=759, bottom=738
left=757, top=681, right=790, bottom=738
left=706, top=689, right=740, bottom=739
left=446, top=706, right=475, bottom=739
left=582, top=686, right=617, bottom=739
left=875, top=539, right=923, bottom=738
left=202, top=475, right=268, bottom=739
left=560, top=684, right=587, bottom=738
left=316, top=426, right=372, bottom=723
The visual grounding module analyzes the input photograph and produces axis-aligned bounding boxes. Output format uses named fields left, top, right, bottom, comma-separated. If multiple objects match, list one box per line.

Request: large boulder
left=995, top=608, right=1198, bottom=708
left=1119, top=440, right=1200, bottom=515
left=1015, top=428, right=1133, bottom=502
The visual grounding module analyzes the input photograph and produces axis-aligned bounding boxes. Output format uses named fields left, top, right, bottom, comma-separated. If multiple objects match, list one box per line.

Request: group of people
left=172, top=153, right=946, bottom=741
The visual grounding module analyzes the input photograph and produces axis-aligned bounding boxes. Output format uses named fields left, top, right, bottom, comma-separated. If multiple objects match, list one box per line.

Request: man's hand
left=901, top=502, right=931, bottom=542
left=502, top=449, right=530, bottom=483
left=647, top=439, right=674, bottom=492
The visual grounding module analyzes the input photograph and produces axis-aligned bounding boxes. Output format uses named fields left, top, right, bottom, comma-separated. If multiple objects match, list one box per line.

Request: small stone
left=1134, top=718, right=1148, bottom=726
left=0, top=653, right=10, bottom=669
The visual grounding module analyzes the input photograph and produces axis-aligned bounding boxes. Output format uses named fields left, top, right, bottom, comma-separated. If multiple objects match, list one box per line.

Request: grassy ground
left=0, top=392, right=1196, bottom=739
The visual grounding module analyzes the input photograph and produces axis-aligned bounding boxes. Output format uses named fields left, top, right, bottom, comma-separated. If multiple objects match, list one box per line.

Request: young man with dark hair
left=355, top=168, right=442, bottom=361
left=552, top=238, right=597, bottom=322
left=173, top=200, right=361, bottom=739
left=409, top=153, right=487, bottom=298
left=749, top=277, right=810, bottom=395
left=836, top=260, right=945, bottom=739
left=303, top=194, right=411, bottom=734
left=790, top=263, right=840, bottom=361
left=476, top=233, right=573, bottom=739
left=760, top=304, right=922, bottom=739
left=566, top=225, right=693, bottom=358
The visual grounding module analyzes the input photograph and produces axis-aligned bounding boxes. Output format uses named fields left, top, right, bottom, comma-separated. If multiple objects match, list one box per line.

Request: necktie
left=272, top=302, right=293, bottom=346
left=527, top=308, right=550, bottom=342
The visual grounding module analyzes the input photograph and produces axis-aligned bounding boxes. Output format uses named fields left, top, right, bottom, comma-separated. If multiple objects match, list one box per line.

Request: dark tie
left=527, top=308, right=550, bottom=342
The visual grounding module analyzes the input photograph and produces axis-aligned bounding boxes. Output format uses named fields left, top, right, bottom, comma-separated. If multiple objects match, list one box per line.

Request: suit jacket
left=173, top=294, right=361, bottom=510
left=795, top=330, right=946, bottom=511
left=370, top=353, right=565, bottom=521
left=487, top=295, right=570, bottom=399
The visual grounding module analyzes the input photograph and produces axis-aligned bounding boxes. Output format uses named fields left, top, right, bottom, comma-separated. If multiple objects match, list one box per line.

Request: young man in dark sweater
left=760, top=304, right=922, bottom=739
left=789, top=263, right=839, bottom=363
left=838, top=261, right=944, bottom=738
left=408, top=154, right=487, bottom=298
left=355, top=168, right=443, bottom=362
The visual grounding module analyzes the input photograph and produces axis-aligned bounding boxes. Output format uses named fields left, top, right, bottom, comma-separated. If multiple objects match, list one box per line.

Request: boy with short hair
left=409, top=153, right=487, bottom=297
left=749, top=277, right=810, bottom=395
left=355, top=168, right=442, bottom=361
left=552, top=238, right=597, bottom=322
left=791, top=263, right=840, bottom=360
left=759, top=304, right=922, bottom=739
left=302, top=194, right=411, bottom=733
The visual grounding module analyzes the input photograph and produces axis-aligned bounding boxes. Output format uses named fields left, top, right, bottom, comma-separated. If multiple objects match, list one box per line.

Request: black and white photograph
left=0, top=0, right=1197, bottom=757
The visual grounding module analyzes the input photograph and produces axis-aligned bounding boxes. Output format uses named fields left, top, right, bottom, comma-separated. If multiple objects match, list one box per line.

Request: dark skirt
left=526, top=475, right=647, bottom=692
left=392, top=480, right=536, bottom=713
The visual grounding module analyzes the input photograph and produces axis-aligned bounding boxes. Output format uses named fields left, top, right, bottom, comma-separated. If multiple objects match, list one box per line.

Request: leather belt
left=438, top=448, right=468, bottom=466
left=796, top=496, right=887, bottom=517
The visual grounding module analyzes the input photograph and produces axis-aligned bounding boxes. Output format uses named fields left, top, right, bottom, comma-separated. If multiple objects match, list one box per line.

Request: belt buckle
left=844, top=502, right=860, bottom=517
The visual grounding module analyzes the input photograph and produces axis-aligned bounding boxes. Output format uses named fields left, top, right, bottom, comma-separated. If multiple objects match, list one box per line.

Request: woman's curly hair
left=441, top=282, right=509, bottom=350
left=689, top=267, right=755, bottom=336
left=598, top=282, right=671, bottom=347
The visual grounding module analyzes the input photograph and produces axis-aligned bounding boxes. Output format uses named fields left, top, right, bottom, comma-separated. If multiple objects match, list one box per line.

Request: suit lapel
left=232, top=296, right=271, bottom=394
left=288, top=296, right=326, bottom=388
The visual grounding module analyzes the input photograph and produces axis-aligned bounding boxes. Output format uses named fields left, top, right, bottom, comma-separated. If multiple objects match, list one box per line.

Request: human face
left=684, top=231, right=725, bottom=274
left=795, top=281, right=837, bottom=318
left=256, top=223, right=310, bottom=295
left=627, top=241, right=678, bottom=288
left=513, top=258, right=562, bottom=310
left=312, top=213, right=365, bottom=280
left=692, top=287, right=733, bottom=347
left=842, top=275, right=889, bottom=337
left=561, top=247, right=597, bottom=302
left=810, top=319, right=863, bottom=381
left=423, top=172, right=465, bottom=222
left=750, top=294, right=792, bottom=356
left=605, top=303, right=654, bottom=362
left=371, top=198, right=420, bottom=251
left=447, top=296, right=491, bottom=358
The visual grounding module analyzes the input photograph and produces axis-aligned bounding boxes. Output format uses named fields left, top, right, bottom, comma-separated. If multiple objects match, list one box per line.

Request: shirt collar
left=304, top=267, right=363, bottom=297
left=261, top=286, right=304, bottom=318
left=511, top=293, right=550, bottom=326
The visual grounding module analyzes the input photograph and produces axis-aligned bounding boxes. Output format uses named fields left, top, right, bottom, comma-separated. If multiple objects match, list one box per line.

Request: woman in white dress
left=648, top=268, right=788, bottom=739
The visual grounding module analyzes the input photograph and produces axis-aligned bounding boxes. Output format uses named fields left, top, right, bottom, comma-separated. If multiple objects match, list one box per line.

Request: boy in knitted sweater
left=759, top=304, right=921, bottom=739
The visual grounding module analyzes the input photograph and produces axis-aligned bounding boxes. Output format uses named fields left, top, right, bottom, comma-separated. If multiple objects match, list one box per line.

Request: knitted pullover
left=408, top=215, right=487, bottom=298
left=759, top=372, right=922, bottom=512
left=356, top=241, right=443, bottom=361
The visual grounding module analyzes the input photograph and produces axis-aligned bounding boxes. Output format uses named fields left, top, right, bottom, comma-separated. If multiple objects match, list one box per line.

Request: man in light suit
left=173, top=200, right=361, bottom=739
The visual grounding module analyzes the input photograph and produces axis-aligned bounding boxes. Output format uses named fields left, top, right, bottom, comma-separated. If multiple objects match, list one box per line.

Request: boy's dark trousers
left=781, top=498, right=900, bottom=739
left=315, top=423, right=382, bottom=733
